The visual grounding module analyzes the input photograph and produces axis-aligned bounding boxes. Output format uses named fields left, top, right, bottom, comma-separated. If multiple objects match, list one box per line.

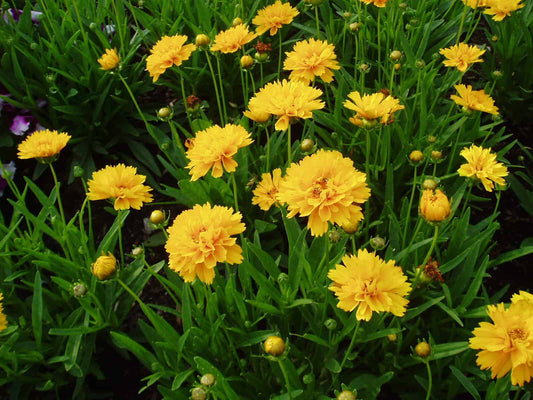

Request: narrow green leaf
left=32, top=270, right=43, bottom=348
left=450, top=365, right=481, bottom=400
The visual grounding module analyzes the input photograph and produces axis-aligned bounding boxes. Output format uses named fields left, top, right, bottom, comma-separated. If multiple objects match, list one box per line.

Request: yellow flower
left=210, top=24, right=257, bottom=54
left=483, top=0, right=524, bottom=21
left=512, top=291, right=533, bottom=307
left=252, top=0, right=299, bottom=36
left=344, top=91, right=405, bottom=127
left=461, top=0, right=490, bottom=8
left=439, top=43, right=485, bottom=72
left=276, top=149, right=371, bottom=236
left=470, top=299, right=533, bottom=387
left=450, top=84, right=499, bottom=115
left=165, top=203, right=245, bottom=284
left=252, top=168, right=283, bottom=211
left=457, top=145, right=508, bottom=192
left=244, top=79, right=324, bottom=131
left=185, top=124, right=253, bottom=181
left=328, top=249, right=411, bottom=321
left=97, top=48, right=120, bottom=70
left=91, top=252, right=117, bottom=280
left=360, top=0, right=389, bottom=7
left=0, top=292, right=7, bottom=333
left=146, top=35, right=196, bottom=82
left=243, top=96, right=271, bottom=123
left=87, top=164, right=153, bottom=210
left=419, top=189, right=451, bottom=223
left=283, top=38, right=341, bottom=85
left=264, top=335, right=286, bottom=356
left=17, top=129, right=71, bottom=161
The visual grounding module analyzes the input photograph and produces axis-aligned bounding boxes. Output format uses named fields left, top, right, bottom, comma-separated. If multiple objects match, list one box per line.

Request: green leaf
left=450, top=365, right=481, bottom=400
left=110, top=331, right=159, bottom=370
left=432, top=342, right=469, bottom=360
left=32, top=270, right=43, bottom=348
left=96, top=210, right=130, bottom=255
left=404, top=296, right=445, bottom=321
left=194, top=356, right=240, bottom=400
left=171, top=370, right=194, bottom=391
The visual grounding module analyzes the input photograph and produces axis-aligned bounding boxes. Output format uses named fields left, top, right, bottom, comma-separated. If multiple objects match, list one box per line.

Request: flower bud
left=303, top=374, right=314, bottom=384
left=329, top=230, right=342, bottom=243
left=370, top=236, right=386, bottom=250
left=431, top=150, right=442, bottom=160
left=150, top=210, right=165, bottom=225
left=277, top=272, right=289, bottom=284
left=491, top=35, right=498, bottom=42
left=254, top=52, right=269, bottom=63
left=343, top=11, right=352, bottom=18
left=387, top=333, right=397, bottom=342
left=30, top=42, right=38, bottom=50
left=91, top=252, right=117, bottom=280
left=349, top=22, right=360, bottom=32
left=232, top=17, right=243, bottom=27
left=394, top=63, right=401, bottom=70
left=195, top=34, right=210, bottom=47
left=161, top=142, right=169, bottom=151
left=157, top=107, right=171, bottom=119
left=428, top=135, right=436, bottom=143
left=304, top=0, right=326, bottom=5
left=419, top=189, right=451, bottom=223
left=89, top=22, right=97, bottom=30
left=300, top=138, right=314, bottom=152
left=191, top=387, right=207, bottom=400
left=240, top=55, right=254, bottom=69
left=492, top=70, right=502, bottom=78
left=359, top=63, right=369, bottom=72
left=337, top=390, right=357, bottom=400
left=341, top=220, right=359, bottom=234
left=200, top=373, right=215, bottom=386
left=422, top=178, right=437, bottom=190
left=73, top=283, right=87, bottom=297
left=73, top=165, right=85, bottom=178
left=264, top=335, right=285, bottom=356
left=324, top=318, right=337, bottom=331
left=390, top=50, right=402, bottom=61
left=415, top=59, right=425, bottom=69
left=409, top=150, right=424, bottom=163
left=132, top=246, right=143, bottom=257
left=415, top=341, right=431, bottom=358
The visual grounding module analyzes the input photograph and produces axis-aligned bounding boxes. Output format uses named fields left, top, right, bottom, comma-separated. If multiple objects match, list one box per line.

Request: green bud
left=73, top=283, right=87, bottom=297
left=73, top=165, right=85, bottom=178
left=303, top=374, right=315, bottom=384
left=324, top=318, right=337, bottom=330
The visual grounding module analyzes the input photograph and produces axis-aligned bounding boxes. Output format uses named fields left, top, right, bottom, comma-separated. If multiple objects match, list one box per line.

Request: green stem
left=231, top=174, right=239, bottom=212
left=402, top=166, right=418, bottom=248
left=377, top=9, right=381, bottom=83
left=411, top=225, right=439, bottom=293
left=179, top=70, right=193, bottom=131
left=117, top=210, right=125, bottom=268
left=265, top=127, right=271, bottom=172
left=460, top=184, right=473, bottom=215
left=315, top=6, right=321, bottom=40
left=277, top=359, right=293, bottom=400
left=278, top=33, right=283, bottom=80
left=49, top=163, right=66, bottom=227
left=216, top=56, right=228, bottom=125
left=287, top=124, right=292, bottom=164
left=489, top=190, right=501, bottom=226
left=81, top=178, right=94, bottom=253
left=204, top=49, right=225, bottom=125
left=446, top=119, right=466, bottom=175
left=456, top=2, right=468, bottom=44
left=425, top=361, right=433, bottom=400
left=340, top=320, right=361, bottom=370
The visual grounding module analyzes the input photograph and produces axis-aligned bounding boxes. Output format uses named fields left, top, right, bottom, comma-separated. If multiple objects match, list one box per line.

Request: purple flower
left=3, top=9, right=42, bottom=25
left=0, top=162, right=16, bottom=197
left=10, top=115, right=31, bottom=136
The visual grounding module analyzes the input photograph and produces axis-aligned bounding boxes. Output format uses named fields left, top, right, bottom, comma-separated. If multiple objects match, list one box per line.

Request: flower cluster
left=344, top=91, right=405, bottom=127
left=328, top=249, right=411, bottom=321
left=458, top=145, right=508, bottom=192
left=276, top=150, right=371, bottom=236
left=252, top=1, right=299, bottom=36
left=146, top=35, right=196, bottom=82
left=470, top=291, right=533, bottom=386
left=165, top=203, right=245, bottom=284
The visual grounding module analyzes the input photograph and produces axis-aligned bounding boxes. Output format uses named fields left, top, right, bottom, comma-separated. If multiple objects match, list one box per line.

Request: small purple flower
left=31, top=11, right=42, bottom=24
left=0, top=162, right=16, bottom=197
left=3, top=9, right=42, bottom=25
left=102, top=24, right=116, bottom=41
left=10, top=115, right=31, bottom=136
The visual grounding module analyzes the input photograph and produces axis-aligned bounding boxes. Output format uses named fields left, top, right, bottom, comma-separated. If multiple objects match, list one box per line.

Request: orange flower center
left=360, top=278, right=378, bottom=297
left=508, top=328, right=527, bottom=344
left=312, top=177, right=329, bottom=197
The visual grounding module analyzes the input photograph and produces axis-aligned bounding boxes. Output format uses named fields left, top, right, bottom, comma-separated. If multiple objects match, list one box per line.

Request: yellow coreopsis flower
left=276, top=149, right=371, bottom=236
left=457, top=145, right=508, bottom=192
left=419, top=189, right=451, bottom=223
left=439, top=43, right=485, bottom=72
left=91, top=252, right=117, bottom=280
left=165, top=203, right=245, bottom=284
left=210, top=24, right=257, bottom=54
left=483, top=0, right=524, bottom=21
left=86, top=164, right=153, bottom=210
left=461, top=0, right=490, bottom=8
left=17, top=129, right=71, bottom=161
left=470, top=299, right=533, bottom=387
left=283, top=38, right=341, bottom=85
left=451, top=84, right=499, bottom=115
left=512, top=291, right=533, bottom=307
left=344, top=91, right=405, bottom=127
left=146, top=35, right=197, bottom=82
left=360, top=0, right=389, bottom=7
left=252, top=168, right=283, bottom=211
left=185, top=124, right=253, bottom=181
left=244, top=80, right=324, bottom=131
left=0, top=292, right=7, bottom=333
left=328, top=249, right=411, bottom=321
left=97, top=48, right=120, bottom=70
left=252, top=0, right=299, bottom=36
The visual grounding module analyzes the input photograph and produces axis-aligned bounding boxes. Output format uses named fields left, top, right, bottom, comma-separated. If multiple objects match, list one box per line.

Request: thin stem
left=81, top=178, right=94, bottom=253
left=278, top=34, right=283, bottom=80
left=425, top=361, right=433, bottom=400
left=265, top=126, right=271, bottom=172
left=489, top=190, right=501, bottom=226
left=377, top=9, right=381, bottom=83
left=446, top=119, right=466, bottom=175
left=49, top=163, right=66, bottom=227
left=117, top=210, right=125, bottom=268
left=460, top=184, right=473, bottom=215
left=277, top=359, right=293, bottom=400
left=204, top=49, right=225, bottom=125
left=411, top=225, right=439, bottom=293
left=456, top=2, right=469, bottom=44
left=231, top=174, right=239, bottom=212
left=340, top=320, right=361, bottom=370
left=287, top=124, right=292, bottom=164
left=402, top=166, right=418, bottom=248
left=315, top=6, right=321, bottom=40
left=216, top=56, right=228, bottom=125
left=179, top=70, right=193, bottom=131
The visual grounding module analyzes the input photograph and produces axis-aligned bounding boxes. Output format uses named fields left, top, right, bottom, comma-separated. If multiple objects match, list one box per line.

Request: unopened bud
left=431, top=150, right=442, bottom=160
left=200, top=373, right=215, bottom=386
left=73, top=165, right=85, bottom=178
left=390, top=50, right=402, bottom=61
left=359, top=63, right=369, bottom=72
left=415, top=59, right=425, bottom=69
left=370, top=236, right=386, bottom=250
left=73, top=284, right=87, bottom=297
left=409, top=150, right=424, bottom=163
left=300, top=138, right=314, bottom=152
left=150, top=210, right=165, bottom=225
left=232, top=17, right=243, bottom=27
left=337, top=391, right=357, bottom=400
left=240, top=55, right=254, bottom=69
left=191, top=387, right=206, bottom=400
left=394, top=63, right=401, bottom=71
left=492, top=70, right=502, bottom=78
left=254, top=52, right=269, bottom=62
left=491, top=35, right=498, bottom=42
left=157, top=107, right=171, bottom=119
left=264, top=335, right=285, bottom=356
left=415, top=341, right=431, bottom=358
left=324, top=318, right=337, bottom=331
left=428, top=135, right=436, bottom=143
left=422, top=179, right=438, bottom=190
left=341, top=220, right=359, bottom=234
left=195, top=34, right=210, bottom=47
left=277, top=273, right=289, bottom=284
left=132, top=246, right=143, bottom=257
left=387, top=333, right=397, bottom=342
left=343, top=11, right=352, bottom=18
left=349, top=22, right=361, bottom=32
left=303, top=374, right=314, bottom=384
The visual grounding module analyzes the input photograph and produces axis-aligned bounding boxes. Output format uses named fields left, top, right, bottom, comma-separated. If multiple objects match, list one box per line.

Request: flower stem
left=315, top=6, right=321, bottom=40
left=411, top=225, right=439, bottom=292
left=216, top=55, right=228, bottom=125
left=287, top=124, right=292, bottom=164
left=204, top=49, right=225, bottom=125
left=377, top=9, right=381, bottom=83
left=117, top=209, right=125, bottom=268
left=49, top=163, right=66, bottom=227
left=456, top=2, right=468, bottom=44
left=231, top=173, right=239, bottom=212
left=265, top=126, right=271, bottom=172
left=277, top=359, right=293, bottom=400
left=340, top=320, right=361, bottom=370
left=402, top=166, right=418, bottom=248
left=425, top=361, right=433, bottom=400
left=278, top=33, right=283, bottom=80
left=179, top=70, right=193, bottom=131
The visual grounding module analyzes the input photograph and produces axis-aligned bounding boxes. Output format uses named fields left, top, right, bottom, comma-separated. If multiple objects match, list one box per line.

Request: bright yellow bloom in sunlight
left=185, top=124, right=253, bottom=181
left=483, top=0, right=524, bottom=21
left=451, top=84, right=499, bottom=115
left=165, top=203, right=245, bottom=284
left=283, top=38, right=341, bottom=85
left=344, top=91, right=405, bottom=127
left=512, top=291, right=533, bottom=307
left=439, top=43, right=485, bottom=72
left=252, top=168, right=283, bottom=211
left=276, top=150, right=370, bottom=236
left=87, top=164, right=153, bottom=210
left=146, top=35, right=196, bottom=82
left=17, top=129, right=71, bottom=161
left=91, top=252, right=117, bottom=280
left=244, top=79, right=324, bottom=131
left=458, top=145, right=508, bottom=192
left=0, top=292, right=7, bottom=332
left=210, top=24, right=257, bottom=54
left=470, top=299, right=533, bottom=387
left=253, top=0, right=299, bottom=36
left=360, top=0, right=389, bottom=7
left=419, top=189, right=451, bottom=223
left=328, top=249, right=411, bottom=321
left=97, top=48, right=120, bottom=70
left=461, top=0, right=490, bottom=8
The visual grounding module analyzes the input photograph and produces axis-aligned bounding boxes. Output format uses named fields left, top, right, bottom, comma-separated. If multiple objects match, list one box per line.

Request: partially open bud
left=232, top=17, right=243, bottom=27
left=264, top=335, right=285, bottom=356
left=415, top=341, right=431, bottom=358
left=300, top=138, right=314, bottom=152
left=91, top=252, right=117, bottom=280
left=195, top=34, right=210, bottom=47
left=390, top=50, right=402, bottom=61
left=394, top=63, right=401, bottom=71
left=387, top=333, right=397, bottom=342
left=431, top=150, right=442, bottom=160
left=150, top=210, right=165, bottom=225
left=191, top=387, right=207, bottom=400
left=428, top=135, right=436, bottom=143
left=419, top=189, right=451, bottom=223
left=240, top=55, right=254, bottom=69
left=341, top=220, right=359, bottom=234
left=73, top=283, right=87, bottom=297
left=359, top=63, right=370, bottom=72
left=200, top=373, right=215, bottom=386
left=349, top=22, right=360, bottom=32
left=337, top=390, right=357, bottom=400
left=409, top=150, right=424, bottom=163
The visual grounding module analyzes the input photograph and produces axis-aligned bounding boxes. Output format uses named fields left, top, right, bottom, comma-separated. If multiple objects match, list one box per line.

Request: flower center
left=361, top=278, right=377, bottom=297
left=312, top=177, right=329, bottom=198
left=508, top=327, right=528, bottom=344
